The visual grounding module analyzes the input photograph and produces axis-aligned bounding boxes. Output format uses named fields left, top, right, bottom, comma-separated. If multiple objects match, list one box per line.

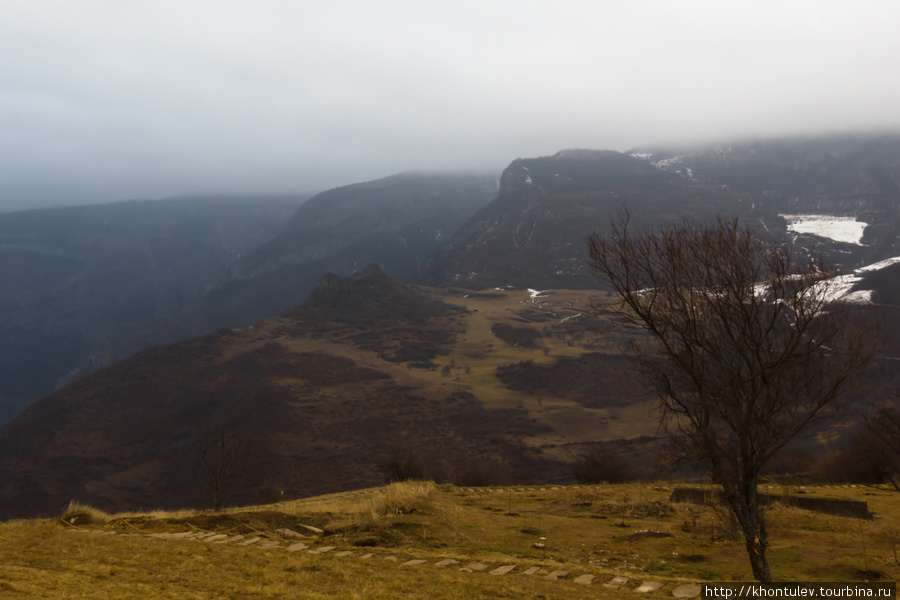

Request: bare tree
left=194, top=427, right=251, bottom=511
left=587, top=211, right=874, bottom=582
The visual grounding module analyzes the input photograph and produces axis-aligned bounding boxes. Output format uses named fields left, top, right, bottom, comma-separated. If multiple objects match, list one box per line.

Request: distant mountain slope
left=415, top=150, right=749, bottom=289
left=416, top=135, right=900, bottom=290
left=90, top=173, right=497, bottom=373
left=0, top=266, right=574, bottom=519
left=228, top=172, right=498, bottom=282
left=630, top=133, right=900, bottom=268
left=415, top=150, right=741, bottom=288
left=2, top=264, right=895, bottom=520
left=0, top=195, right=305, bottom=424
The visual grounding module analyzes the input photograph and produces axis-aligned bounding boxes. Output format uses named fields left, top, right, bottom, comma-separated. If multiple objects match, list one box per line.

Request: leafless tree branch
left=587, top=208, right=875, bottom=582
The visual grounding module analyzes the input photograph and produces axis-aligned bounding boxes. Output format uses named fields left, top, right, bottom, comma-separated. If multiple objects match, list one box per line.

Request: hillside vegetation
left=0, top=266, right=659, bottom=518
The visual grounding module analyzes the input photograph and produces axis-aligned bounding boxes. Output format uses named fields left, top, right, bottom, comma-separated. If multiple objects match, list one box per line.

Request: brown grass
left=3, top=482, right=899, bottom=598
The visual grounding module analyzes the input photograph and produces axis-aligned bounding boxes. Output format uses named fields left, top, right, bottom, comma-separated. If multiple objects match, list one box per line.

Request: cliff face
left=416, top=135, right=900, bottom=290
left=414, top=150, right=747, bottom=289
left=70, top=173, right=497, bottom=389
left=227, top=172, right=497, bottom=282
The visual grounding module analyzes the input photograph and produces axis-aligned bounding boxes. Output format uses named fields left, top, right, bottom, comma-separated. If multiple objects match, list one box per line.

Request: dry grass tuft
left=60, top=501, right=113, bottom=526
left=353, top=480, right=436, bottom=530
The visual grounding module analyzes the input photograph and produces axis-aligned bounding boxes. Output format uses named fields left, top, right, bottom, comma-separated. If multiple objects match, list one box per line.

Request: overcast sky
left=2, top=1, right=899, bottom=210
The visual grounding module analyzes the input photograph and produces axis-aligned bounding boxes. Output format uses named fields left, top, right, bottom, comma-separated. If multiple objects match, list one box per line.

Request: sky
left=2, top=1, right=900, bottom=211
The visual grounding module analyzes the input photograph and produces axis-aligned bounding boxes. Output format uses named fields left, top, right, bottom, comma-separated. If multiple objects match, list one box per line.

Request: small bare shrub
left=573, top=444, right=631, bottom=484
left=449, top=457, right=511, bottom=487
left=708, top=500, right=742, bottom=541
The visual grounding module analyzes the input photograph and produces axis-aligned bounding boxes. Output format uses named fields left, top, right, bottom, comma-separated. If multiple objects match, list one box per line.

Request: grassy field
left=2, top=481, right=897, bottom=599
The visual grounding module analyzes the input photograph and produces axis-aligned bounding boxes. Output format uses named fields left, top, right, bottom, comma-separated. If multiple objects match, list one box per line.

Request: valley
left=0, top=267, right=660, bottom=519
left=3, top=132, right=900, bottom=528
left=5, top=2, right=900, bottom=593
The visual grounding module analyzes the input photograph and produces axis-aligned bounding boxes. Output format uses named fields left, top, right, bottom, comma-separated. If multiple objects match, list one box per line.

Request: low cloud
left=2, top=1, right=899, bottom=209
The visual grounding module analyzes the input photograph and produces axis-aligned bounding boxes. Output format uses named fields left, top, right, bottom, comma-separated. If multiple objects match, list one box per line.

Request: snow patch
left=528, top=288, right=548, bottom=303
left=653, top=155, right=683, bottom=169
left=780, top=214, right=867, bottom=245
left=816, top=274, right=862, bottom=303
left=856, top=256, right=900, bottom=273
left=814, top=255, right=900, bottom=304
left=630, top=153, right=653, bottom=160
left=842, top=289, right=874, bottom=304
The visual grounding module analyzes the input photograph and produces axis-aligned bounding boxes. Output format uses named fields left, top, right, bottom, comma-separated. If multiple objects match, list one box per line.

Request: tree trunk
left=743, top=528, right=771, bottom=582
left=730, top=483, right=772, bottom=582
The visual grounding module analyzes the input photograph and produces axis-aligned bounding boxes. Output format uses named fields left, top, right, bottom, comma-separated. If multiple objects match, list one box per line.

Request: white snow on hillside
left=820, top=256, right=900, bottom=304
left=528, top=288, right=548, bottom=303
left=780, top=214, right=867, bottom=245
left=653, top=156, right=683, bottom=169
left=856, top=256, right=900, bottom=272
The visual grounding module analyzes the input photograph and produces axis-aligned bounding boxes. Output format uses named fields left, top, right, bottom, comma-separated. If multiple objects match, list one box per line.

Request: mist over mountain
left=417, top=134, right=900, bottom=290
left=0, top=173, right=496, bottom=425
left=415, top=150, right=749, bottom=289
left=229, top=172, right=498, bottom=282
left=84, top=172, right=497, bottom=378
left=0, top=195, right=305, bottom=424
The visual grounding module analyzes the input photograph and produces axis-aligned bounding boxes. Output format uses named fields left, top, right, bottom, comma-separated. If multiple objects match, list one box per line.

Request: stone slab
left=521, top=567, right=540, bottom=575
left=546, top=570, right=570, bottom=580
left=672, top=584, right=701, bottom=598
left=276, top=528, right=306, bottom=539
left=490, top=565, right=516, bottom=575
left=385, top=556, right=398, bottom=562
left=435, top=559, right=460, bottom=567
left=604, top=576, right=629, bottom=589
left=574, top=574, right=595, bottom=585
left=636, top=581, right=665, bottom=594
left=298, top=524, right=325, bottom=534
left=204, top=534, right=229, bottom=543
left=360, top=553, right=373, bottom=560
left=286, top=542, right=309, bottom=552
left=237, top=537, right=261, bottom=546
left=401, top=559, right=427, bottom=566
left=462, top=562, right=489, bottom=572
left=334, top=551, right=353, bottom=557
left=308, top=545, right=335, bottom=554
left=258, top=541, right=281, bottom=549
left=214, top=535, right=244, bottom=544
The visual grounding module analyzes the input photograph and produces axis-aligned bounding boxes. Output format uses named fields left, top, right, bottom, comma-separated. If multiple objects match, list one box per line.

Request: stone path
left=68, top=507, right=703, bottom=597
